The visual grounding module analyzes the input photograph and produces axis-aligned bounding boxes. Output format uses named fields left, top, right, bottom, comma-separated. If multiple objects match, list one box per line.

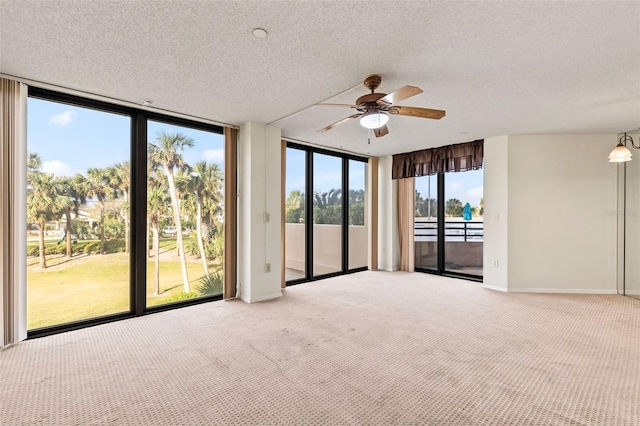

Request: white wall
left=237, top=122, right=283, bottom=303
left=377, top=155, right=400, bottom=271
left=483, top=135, right=509, bottom=291
left=484, top=134, right=618, bottom=293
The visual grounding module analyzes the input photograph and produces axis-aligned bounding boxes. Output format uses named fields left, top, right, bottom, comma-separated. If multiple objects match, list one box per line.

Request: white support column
left=377, top=155, right=400, bottom=271
left=237, top=122, right=283, bottom=303
left=482, top=135, right=509, bottom=292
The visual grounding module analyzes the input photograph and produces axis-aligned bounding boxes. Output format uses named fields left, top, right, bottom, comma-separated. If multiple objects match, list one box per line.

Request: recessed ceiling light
left=142, top=100, right=153, bottom=106
left=459, top=131, right=468, bottom=134
left=252, top=28, right=267, bottom=38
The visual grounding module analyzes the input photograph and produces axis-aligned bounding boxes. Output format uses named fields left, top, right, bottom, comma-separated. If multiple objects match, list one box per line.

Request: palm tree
left=148, top=183, right=169, bottom=296
left=186, top=161, right=223, bottom=275
left=285, top=190, right=305, bottom=223
left=86, top=167, right=114, bottom=255
left=148, top=131, right=194, bottom=292
left=59, top=174, right=89, bottom=257
left=27, top=173, right=66, bottom=268
left=313, top=188, right=342, bottom=209
left=27, top=151, right=42, bottom=182
left=108, top=162, right=131, bottom=253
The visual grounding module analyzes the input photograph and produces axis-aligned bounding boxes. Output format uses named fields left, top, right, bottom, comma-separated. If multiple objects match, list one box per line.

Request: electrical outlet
left=265, top=263, right=271, bottom=273
left=264, top=212, right=271, bottom=223
left=493, top=260, right=499, bottom=268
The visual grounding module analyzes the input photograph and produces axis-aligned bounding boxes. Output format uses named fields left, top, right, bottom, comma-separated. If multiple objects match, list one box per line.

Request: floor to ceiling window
left=146, top=120, right=225, bottom=307
left=27, top=96, right=131, bottom=330
left=26, top=88, right=225, bottom=335
left=284, top=147, right=306, bottom=281
left=415, top=169, right=483, bottom=280
left=414, top=175, right=438, bottom=271
left=313, top=153, right=343, bottom=277
left=348, top=160, right=368, bottom=269
left=284, top=143, right=368, bottom=284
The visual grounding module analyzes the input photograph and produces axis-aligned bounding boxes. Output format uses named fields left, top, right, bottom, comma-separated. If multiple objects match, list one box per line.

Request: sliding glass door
left=415, top=175, right=438, bottom=271
left=285, top=143, right=368, bottom=284
left=415, top=170, right=483, bottom=280
left=284, top=147, right=306, bottom=281
left=444, top=169, right=484, bottom=276
left=348, top=160, right=368, bottom=269
left=313, top=153, right=343, bottom=276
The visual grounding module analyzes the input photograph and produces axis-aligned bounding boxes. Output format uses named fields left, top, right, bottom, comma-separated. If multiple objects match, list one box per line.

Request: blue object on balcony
left=463, top=202, right=472, bottom=221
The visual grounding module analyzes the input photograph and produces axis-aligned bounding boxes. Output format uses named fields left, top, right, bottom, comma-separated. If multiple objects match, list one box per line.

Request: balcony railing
left=414, top=219, right=484, bottom=273
left=414, top=220, right=483, bottom=242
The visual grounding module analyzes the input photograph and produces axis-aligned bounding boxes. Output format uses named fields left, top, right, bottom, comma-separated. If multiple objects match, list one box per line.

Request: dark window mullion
left=342, top=158, right=349, bottom=272
left=305, top=150, right=313, bottom=280
left=133, top=112, right=147, bottom=315
left=437, top=172, right=445, bottom=273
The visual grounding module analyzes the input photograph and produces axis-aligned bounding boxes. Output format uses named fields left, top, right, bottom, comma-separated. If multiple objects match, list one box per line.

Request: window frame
left=27, top=87, right=226, bottom=338
left=285, top=142, right=368, bottom=286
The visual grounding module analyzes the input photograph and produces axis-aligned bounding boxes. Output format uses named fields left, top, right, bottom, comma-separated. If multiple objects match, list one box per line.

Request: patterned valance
left=392, top=139, right=483, bottom=179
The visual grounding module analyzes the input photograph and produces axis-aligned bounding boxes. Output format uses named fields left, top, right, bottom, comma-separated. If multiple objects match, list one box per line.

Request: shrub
left=72, top=242, right=87, bottom=255
left=184, top=237, right=200, bottom=257
left=196, top=272, right=223, bottom=296
left=104, top=239, right=125, bottom=254
left=157, top=291, right=199, bottom=304
left=27, top=246, right=39, bottom=257
left=44, top=245, right=65, bottom=255
left=83, top=241, right=101, bottom=255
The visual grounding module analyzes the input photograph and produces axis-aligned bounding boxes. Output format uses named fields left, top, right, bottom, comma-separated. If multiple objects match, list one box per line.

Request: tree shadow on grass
left=27, top=253, right=91, bottom=269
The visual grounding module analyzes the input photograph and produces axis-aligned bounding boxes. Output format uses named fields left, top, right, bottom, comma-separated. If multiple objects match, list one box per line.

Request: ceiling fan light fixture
left=360, top=112, right=389, bottom=129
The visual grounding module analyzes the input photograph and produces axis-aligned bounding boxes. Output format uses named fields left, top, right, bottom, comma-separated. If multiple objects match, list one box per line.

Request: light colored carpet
left=1, top=271, right=639, bottom=425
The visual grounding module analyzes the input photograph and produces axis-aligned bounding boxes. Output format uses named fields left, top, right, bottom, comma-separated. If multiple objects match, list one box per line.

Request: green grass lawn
left=27, top=239, right=222, bottom=330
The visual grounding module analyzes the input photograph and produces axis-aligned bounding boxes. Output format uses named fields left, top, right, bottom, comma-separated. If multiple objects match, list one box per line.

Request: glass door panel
left=443, top=169, right=484, bottom=275
left=26, top=97, right=131, bottom=329
left=312, top=153, right=342, bottom=276
left=285, top=148, right=306, bottom=281
left=414, top=175, right=438, bottom=270
left=146, top=120, right=224, bottom=307
left=348, top=160, right=368, bottom=269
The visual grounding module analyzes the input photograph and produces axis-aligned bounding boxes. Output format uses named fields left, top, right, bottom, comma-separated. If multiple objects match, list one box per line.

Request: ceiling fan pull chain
left=368, top=128, right=371, bottom=144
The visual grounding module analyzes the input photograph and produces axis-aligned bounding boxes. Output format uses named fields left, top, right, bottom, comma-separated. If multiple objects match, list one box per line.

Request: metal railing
left=414, top=220, right=484, bottom=242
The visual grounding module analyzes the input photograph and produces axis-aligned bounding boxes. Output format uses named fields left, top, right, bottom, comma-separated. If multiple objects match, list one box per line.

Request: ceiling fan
left=317, top=74, right=445, bottom=138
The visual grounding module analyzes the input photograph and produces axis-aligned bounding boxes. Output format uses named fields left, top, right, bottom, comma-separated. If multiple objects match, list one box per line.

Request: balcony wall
left=285, top=223, right=368, bottom=276
left=415, top=241, right=484, bottom=268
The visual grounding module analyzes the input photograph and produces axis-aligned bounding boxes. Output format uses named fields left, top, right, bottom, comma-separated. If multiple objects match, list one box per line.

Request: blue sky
left=29, top=97, right=481, bottom=207
left=415, top=169, right=484, bottom=207
left=286, top=148, right=366, bottom=196
left=287, top=147, right=482, bottom=207
left=27, top=98, right=225, bottom=177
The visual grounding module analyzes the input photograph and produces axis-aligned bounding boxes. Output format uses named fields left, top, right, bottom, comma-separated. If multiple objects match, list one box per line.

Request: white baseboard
left=482, top=284, right=508, bottom=292
left=507, top=288, right=618, bottom=294
left=240, top=291, right=283, bottom=304
left=624, top=289, right=640, bottom=296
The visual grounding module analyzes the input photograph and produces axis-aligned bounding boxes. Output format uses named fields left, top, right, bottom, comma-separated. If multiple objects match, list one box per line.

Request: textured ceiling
left=1, top=1, right=639, bottom=157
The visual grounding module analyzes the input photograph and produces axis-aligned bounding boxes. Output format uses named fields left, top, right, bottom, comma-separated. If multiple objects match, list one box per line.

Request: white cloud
left=449, top=181, right=464, bottom=191
left=48, top=110, right=77, bottom=126
left=462, top=186, right=484, bottom=206
left=41, top=160, right=72, bottom=177
left=202, top=148, right=224, bottom=163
